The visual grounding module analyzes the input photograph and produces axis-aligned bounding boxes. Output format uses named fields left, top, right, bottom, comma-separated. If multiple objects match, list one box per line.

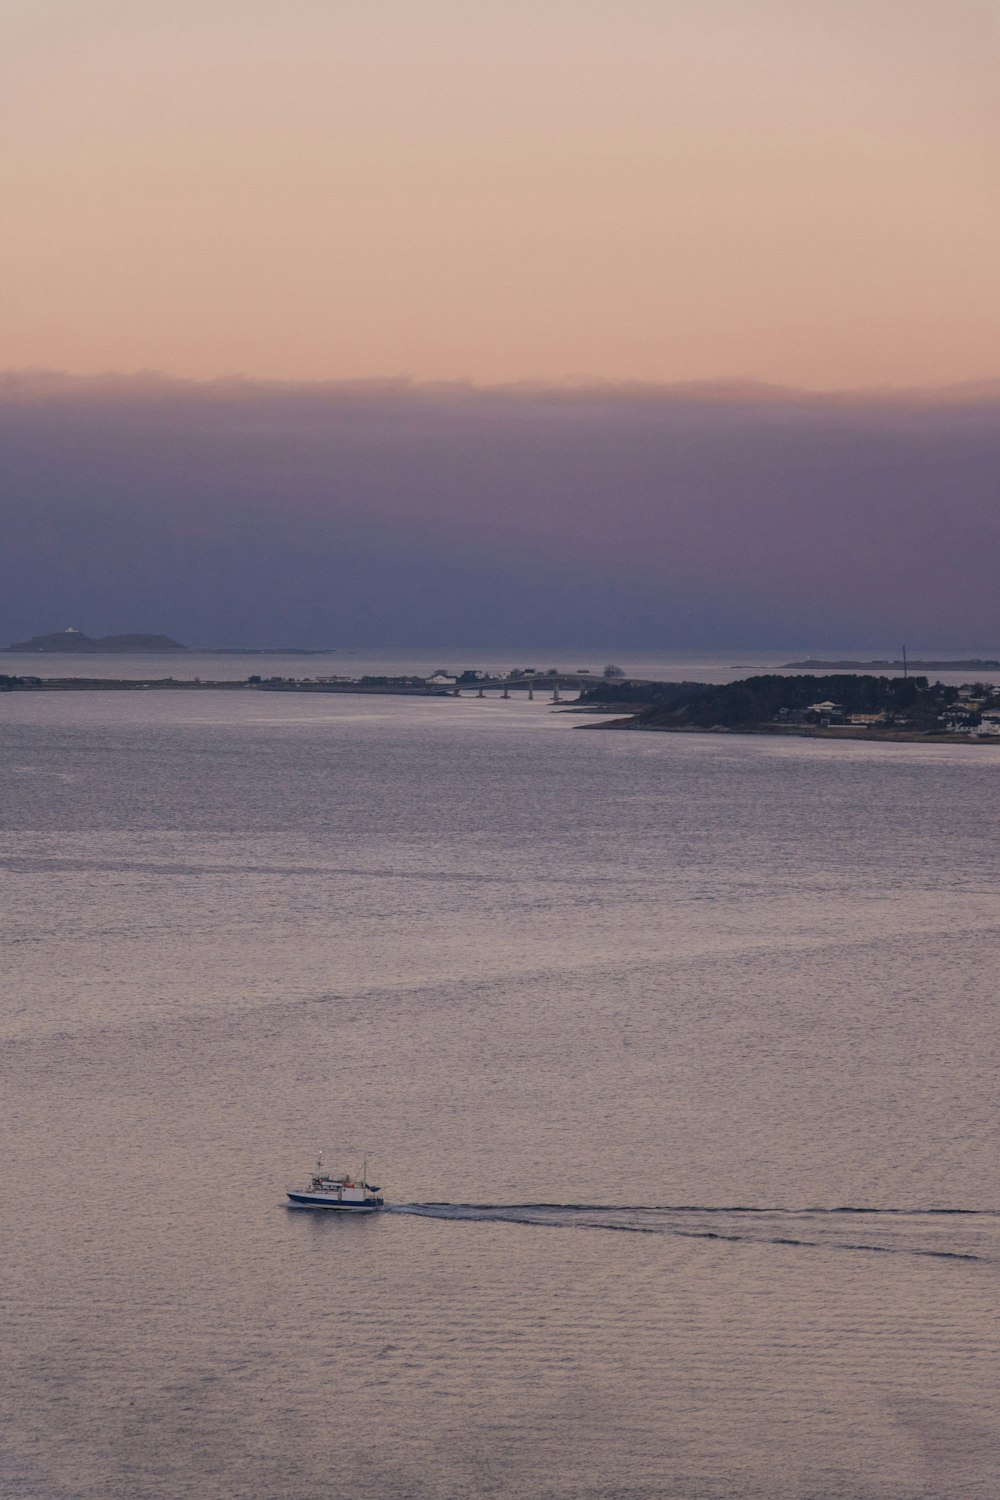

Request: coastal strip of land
left=587, top=719, right=997, bottom=745
left=0, top=670, right=591, bottom=697
left=5, top=667, right=1000, bottom=745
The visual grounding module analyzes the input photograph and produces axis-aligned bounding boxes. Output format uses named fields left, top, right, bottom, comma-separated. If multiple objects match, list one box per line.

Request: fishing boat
left=287, top=1153, right=384, bottom=1211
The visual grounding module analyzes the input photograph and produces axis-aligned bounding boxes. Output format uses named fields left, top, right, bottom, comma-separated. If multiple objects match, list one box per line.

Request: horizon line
left=3, top=368, right=1000, bottom=409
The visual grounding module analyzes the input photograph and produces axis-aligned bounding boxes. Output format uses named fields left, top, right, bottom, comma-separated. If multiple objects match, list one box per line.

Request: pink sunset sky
left=4, top=0, right=999, bottom=390
left=2, top=2, right=999, bottom=648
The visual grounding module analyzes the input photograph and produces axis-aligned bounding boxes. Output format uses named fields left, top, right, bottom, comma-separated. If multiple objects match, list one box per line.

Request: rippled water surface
left=2, top=688, right=999, bottom=1498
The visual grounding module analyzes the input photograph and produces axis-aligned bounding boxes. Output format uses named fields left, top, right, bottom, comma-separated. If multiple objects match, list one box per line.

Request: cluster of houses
left=775, top=684, right=1000, bottom=736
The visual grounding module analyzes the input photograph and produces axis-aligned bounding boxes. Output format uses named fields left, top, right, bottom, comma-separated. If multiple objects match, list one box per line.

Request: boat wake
left=389, top=1202, right=999, bottom=1263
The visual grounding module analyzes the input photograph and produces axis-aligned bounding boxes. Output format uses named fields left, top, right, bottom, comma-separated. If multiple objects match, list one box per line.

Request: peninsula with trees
left=578, top=673, right=1000, bottom=742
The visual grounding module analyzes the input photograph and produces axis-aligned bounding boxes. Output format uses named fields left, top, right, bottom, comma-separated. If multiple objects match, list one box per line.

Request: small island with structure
left=6, top=628, right=189, bottom=653
left=3, top=627, right=326, bottom=656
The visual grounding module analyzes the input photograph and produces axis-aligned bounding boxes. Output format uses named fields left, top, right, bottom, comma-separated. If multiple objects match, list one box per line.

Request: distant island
left=784, top=657, right=1000, bottom=671
left=3, top=629, right=322, bottom=655
left=5, top=629, right=187, bottom=653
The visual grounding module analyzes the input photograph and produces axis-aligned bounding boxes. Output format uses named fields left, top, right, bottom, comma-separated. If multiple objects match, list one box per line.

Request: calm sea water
left=2, top=686, right=999, bottom=1499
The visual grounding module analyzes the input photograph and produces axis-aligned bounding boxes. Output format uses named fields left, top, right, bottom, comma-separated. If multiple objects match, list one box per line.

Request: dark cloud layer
left=2, top=373, right=999, bottom=648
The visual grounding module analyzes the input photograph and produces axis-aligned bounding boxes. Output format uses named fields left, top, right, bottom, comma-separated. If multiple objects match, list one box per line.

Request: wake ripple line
left=669, top=1229, right=981, bottom=1261
left=390, top=1205, right=990, bottom=1262
left=412, top=1201, right=1000, bottom=1217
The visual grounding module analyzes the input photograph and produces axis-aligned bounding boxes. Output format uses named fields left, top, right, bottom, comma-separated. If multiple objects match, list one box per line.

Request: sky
left=2, top=3, right=999, bottom=647
left=3, top=374, right=1000, bottom=650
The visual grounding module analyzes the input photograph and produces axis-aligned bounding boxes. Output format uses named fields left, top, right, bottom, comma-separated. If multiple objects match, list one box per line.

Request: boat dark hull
left=287, top=1191, right=383, bottom=1211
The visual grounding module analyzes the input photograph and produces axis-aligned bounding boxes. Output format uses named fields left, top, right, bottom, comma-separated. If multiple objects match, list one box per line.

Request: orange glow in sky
left=3, top=0, right=999, bottom=388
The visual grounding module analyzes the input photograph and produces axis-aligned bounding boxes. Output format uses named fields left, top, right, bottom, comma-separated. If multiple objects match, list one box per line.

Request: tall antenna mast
left=902, top=645, right=908, bottom=679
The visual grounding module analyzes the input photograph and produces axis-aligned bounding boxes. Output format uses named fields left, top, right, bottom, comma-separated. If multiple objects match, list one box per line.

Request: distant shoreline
left=0, top=678, right=434, bottom=694
left=5, top=672, right=999, bottom=746
left=784, top=658, right=1000, bottom=671
left=3, top=646, right=325, bottom=656
left=587, top=719, right=999, bottom=745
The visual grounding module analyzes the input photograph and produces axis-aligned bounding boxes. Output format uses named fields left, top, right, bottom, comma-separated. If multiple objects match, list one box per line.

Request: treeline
left=608, top=674, right=952, bottom=729
left=578, top=679, right=711, bottom=707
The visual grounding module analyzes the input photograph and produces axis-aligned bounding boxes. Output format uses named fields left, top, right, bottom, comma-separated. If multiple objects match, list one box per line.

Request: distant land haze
left=786, top=657, right=1000, bottom=671
left=6, top=629, right=187, bottom=653
left=8, top=633, right=1000, bottom=676
left=4, top=630, right=324, bottom=655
